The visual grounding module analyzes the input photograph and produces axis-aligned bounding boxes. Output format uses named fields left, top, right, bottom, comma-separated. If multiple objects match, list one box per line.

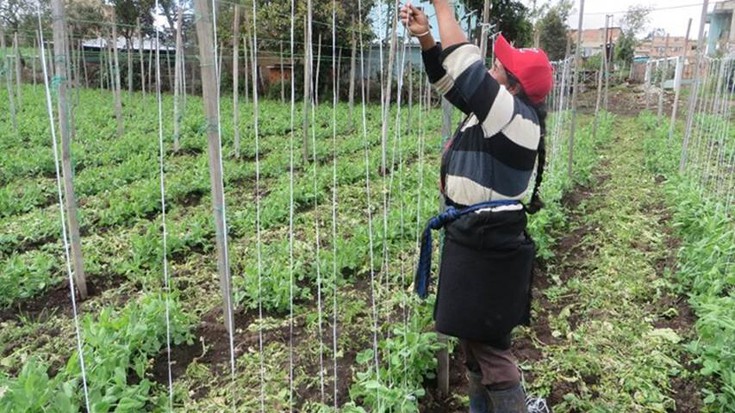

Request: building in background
left=707, top=0, right=735, bottom=56
left=568, top=27, right=623, bottom=58
left=635, top=36, right=697, bottom=60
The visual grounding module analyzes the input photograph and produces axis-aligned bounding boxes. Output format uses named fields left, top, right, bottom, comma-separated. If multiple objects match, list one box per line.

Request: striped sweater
left=423, top=42, right=541, bottom=208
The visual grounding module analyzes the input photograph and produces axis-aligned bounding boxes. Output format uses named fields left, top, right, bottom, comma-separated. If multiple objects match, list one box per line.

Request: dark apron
left=433, top=207, right=535, bottom=348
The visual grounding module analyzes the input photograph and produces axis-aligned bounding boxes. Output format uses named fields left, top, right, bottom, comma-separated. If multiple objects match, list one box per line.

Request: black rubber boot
left=486, top=384, right=527, bottom=413
left=468, top=371, right=490, bottom=413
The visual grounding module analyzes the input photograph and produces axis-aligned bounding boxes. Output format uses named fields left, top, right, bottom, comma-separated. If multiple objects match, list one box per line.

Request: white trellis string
left=305, top=0, right=327, bottom=401
left=704, top=58, right=734, bottom=208
left=715, top=59, right=734, bottom=201
left=701, top=58, right=725, bottom=191
left=357, top=0, right=382, bottom=400
left=208, top=0, right=238, bottom=404
left=382, top=23, right=412, bottom=392
left=690, top=58, right=711, bottom=175
left=713, top=59, right=733, bottom=201
left=247, top=0, right=265, bottom=411
left=288, top=0, right=297, bottom=408
left=396, top=28, right=412, bottom=394
left=378, top=3, right=399, bottom=309
left=153, top=0, right=175, bottom=407
left=36, top=8, right=91, bottom=412
left=330, top=0, right=340, bottom=407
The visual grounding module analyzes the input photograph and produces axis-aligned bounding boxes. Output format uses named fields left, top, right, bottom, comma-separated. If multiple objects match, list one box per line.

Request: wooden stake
left=126, top=36, right=133, bottom=94
left=232, top=5, right=241, bottom=157
left=315, top=33, right=323, bottom=106
left=173, top=8, right=184, bottom=152
left=111, top=10, right=124, bottom=137
left=280, top=41, right=285, bottom=104
left=568, top=0, right=585, bottom=178
left=303, top=8, right=312, bottom=164
left=138, top=18, right=145, bottom=96
left=165, top=39, right=172, bottom=91
left=51, top=0, right=87, bottom=300
left=193, top=0, right=235, bottom=334
left=1, top=29, right=17, bottom=133
left=681, top=0, right=709, bottom=172
left=658, top=34, right=670, bottom=120
left=380, top=0, right=399, bottom=175
left=80, top=39, right=88, bottom=88
left=33, top=33, right=38, bottom=87
left=242, top=34, right=249, bottom=104
left=669, top=18, right=692, bottom=141
left=14, top=33, right=22, bottom=108
left=348, top=21, right=357, bottom=124
left=594, top=16, right=608, bottom=130
left=479, top=0, right=491, bottom=59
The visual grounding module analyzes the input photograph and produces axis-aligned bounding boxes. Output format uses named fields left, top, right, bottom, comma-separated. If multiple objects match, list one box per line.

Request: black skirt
left=433, top=207, right=535, bottom=348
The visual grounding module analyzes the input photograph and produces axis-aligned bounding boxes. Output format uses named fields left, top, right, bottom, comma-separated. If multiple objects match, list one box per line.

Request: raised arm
left=432, top=0, right=467, bottom=47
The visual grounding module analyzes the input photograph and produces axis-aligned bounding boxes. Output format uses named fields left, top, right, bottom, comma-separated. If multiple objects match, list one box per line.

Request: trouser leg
left=461, top=338, right=526, bottom=413
left=461, top=339, right=490, bottom=413
left=461, top=337, right=520, bottom=389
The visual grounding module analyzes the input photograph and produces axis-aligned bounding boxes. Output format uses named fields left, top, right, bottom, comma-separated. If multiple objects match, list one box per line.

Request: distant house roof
left=568, top=27, right=624, bottom=47
left=82, top=37, right=175, bottom=52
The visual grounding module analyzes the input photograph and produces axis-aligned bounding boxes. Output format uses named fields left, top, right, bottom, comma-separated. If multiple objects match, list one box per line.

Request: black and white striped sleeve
left=425, top=42, right=516, bottom=135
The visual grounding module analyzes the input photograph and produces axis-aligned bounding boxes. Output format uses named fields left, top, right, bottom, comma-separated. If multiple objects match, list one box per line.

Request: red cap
left=493, top=34, right=553, bottom=105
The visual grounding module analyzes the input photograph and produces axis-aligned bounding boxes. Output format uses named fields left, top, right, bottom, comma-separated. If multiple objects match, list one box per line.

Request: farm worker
left=400, top=1, right=553, bottom=412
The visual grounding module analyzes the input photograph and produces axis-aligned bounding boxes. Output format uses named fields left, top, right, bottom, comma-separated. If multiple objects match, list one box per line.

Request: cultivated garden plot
left=2, top=3, right=735, bottom=409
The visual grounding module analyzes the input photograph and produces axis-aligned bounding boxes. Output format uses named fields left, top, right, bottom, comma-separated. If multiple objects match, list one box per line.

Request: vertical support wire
left=37, top=9, right=91, bottom=413
left=711, top=59, right=732, bottom=201
left=305, top=0, right=327, bottom=399
left=356, top=0, right=382, bottom=401
left=206, top=0, right=238, bottom=403
left=688, top=58, right=710, bottom=176
left=691, top=58, right=712, bottom=183
left=330, top=0, right=340, bottom=408
left=384, top=22, right=411, bottom=393
left=715, top=59, right=734, bottom=202
left=702, top=58, right=725, bottom=192
left=154, top=0, right=175, bottom=407
left=288, top=0, right=297, bottom=408
left=247, top=0, right=265, bottom=410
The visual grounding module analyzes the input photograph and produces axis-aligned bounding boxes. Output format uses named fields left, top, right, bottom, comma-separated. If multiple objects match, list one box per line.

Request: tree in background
left=0, top=0, right=51, bottom=45
left=537, top=0, right=572, bottom=61
left=110, top=0, right=156, bottom=40
left=67, top=0, right=106, bottom=40
left=616, top=4, right=651, bottom=66
left=462, top=0, right=533, bottom=47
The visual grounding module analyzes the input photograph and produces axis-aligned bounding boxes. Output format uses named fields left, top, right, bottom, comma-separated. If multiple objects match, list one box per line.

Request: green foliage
left=639, top=111, right=679, bottom=175
left=615, top=32, right=636, bottom=66
left=0, top=294, right=194, bottom=412
left=641, top=113, right=735, bottom=411
left=0, top=251, right=60, bottom=307
left=665, top=179, right=735, bottom=409
left=463, top=0, right=533, bottom=47
left=537, top=2, right=572, bottom=61
left=348, top=301, right=442, bottom=412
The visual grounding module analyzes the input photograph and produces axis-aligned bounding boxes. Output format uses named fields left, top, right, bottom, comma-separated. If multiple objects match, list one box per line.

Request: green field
left=1, top=81, right=734, bottom=412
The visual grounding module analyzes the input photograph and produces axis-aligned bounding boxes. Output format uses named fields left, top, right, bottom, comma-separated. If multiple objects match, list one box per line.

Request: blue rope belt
left=414, top=199, right=520, bottom=299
